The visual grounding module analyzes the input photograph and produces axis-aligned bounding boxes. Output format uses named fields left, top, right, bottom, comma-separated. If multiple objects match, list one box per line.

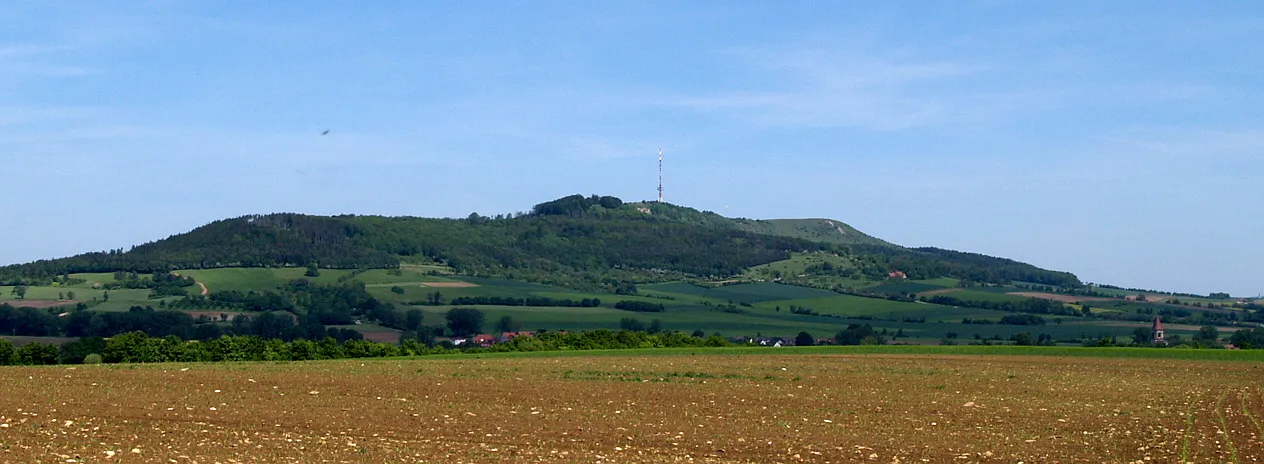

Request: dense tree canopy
left=446, top=308, right=485, bottom=336
left=0, top=195, right=1082, bottom=291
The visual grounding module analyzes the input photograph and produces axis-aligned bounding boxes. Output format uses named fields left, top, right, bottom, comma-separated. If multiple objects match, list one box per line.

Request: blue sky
left=2, top=2, right=1261, bottom=296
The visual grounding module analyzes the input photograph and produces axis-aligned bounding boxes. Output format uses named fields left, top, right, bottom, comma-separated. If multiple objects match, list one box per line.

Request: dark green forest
left=0, top=194, right=1082, bottom=291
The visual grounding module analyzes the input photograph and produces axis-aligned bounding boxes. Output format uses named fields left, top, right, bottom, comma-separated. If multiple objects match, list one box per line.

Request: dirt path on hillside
left=917, top=288, right=962, bottom=297
left=171, top=272, right=209, bottom=296
left=420, top=281, right=479, bottom=288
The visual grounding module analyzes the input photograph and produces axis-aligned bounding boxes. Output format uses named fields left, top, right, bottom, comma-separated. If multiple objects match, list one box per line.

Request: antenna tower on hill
left=657, top=148, right=664, bottom=203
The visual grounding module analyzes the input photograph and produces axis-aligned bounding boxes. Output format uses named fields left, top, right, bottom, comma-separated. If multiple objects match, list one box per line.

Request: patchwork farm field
left=6, top=269, right=1190, bottom=340
left=1, top=349, right=1261, bottom=463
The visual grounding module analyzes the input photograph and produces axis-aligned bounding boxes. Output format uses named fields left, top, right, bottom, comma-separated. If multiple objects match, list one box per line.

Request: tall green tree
left=445, top=308, right=484, bottom=336
left=1193, top=326, right=1221, bottom=347
left=619, top=317, right=645, bottom=332
left=0, top=338, right=15, bottom=365
left=1132, top=327, right=1154, bottom=345
left=404, top=309, right=424, bottom=331
left=495, top=315, right=521, bottom=333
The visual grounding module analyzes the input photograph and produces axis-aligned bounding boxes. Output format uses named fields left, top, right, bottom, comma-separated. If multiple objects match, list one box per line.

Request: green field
left=2, top=284, right=160, bottom=312
left=862, top=281, right=946, bottom=294
left=1, top=268, right=1247, bottom=343
left=643, top=281, right=837, bottom=303
left=909, top=277, right=962, bottom=287
left=935, top=289, right=1030, bottom=303
left=369, top=279, right=906, bottom=336
left=777, top=294, right=973, bottom=319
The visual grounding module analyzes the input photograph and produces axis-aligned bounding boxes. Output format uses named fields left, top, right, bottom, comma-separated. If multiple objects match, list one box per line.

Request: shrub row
left=0, top=329, right=730, bottom=366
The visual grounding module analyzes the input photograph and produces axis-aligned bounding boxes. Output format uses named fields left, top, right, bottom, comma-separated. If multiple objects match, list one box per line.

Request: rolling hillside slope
left=1, top=194, right=1080, bottom=290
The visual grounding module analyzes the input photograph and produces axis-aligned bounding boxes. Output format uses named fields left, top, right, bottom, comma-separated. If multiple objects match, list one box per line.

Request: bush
left=82, top=353, right=103, bottom=364
left=17, top=342, right=60, bottom=365
left=619, top=317, right=646, bottom=332
left=834, top=324, right=884, bottom=346
left=0, top=338, right=15, bottom=365
left=999, top=314, right=1046, bottom=326
left=613, top=301, right=665, bottom=312
left=1230, top=327, right=1264, bottom=349
left=60, top=336, right=107, bottom=364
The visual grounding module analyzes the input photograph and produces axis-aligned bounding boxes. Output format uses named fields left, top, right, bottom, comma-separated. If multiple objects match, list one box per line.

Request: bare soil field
left=353, top=327, right=404, bottom=344
left=0, top=353, right=1260, bottom=463
left=1006, top=292, right=1114, bottom=303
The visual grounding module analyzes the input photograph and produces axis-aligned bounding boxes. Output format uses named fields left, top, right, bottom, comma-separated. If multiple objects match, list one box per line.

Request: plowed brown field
left=1, top=354, right=1261, bottom=463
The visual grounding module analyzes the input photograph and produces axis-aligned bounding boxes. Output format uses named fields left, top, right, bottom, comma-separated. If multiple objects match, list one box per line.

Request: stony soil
left=0, top=354, right=1260, bottom=463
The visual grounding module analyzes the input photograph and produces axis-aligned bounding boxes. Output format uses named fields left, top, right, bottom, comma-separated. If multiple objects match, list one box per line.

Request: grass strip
left=401, top=345, right=1264, bottom=362
left=1241, top=389, right=1263, bottom=446
left=1215, top=389, right=1239, bottom=464
left=1182, top=395, right=1197, bottom=463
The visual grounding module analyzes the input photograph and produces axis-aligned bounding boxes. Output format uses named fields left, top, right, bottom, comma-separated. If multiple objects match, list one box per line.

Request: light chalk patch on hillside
left=917, top=288, right=963, bottom=297
left=420, top=282, right=479, bottom=288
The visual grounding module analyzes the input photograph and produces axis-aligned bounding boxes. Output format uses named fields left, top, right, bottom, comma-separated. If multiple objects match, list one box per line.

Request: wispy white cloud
left=662, top=45, right=1024, bottom=131
left=0, top=43, right=94, bottom=78
left=562, top=136, right=652, bottom=161
left=1103, top=127, right=1264, bottom=162
left=0, top=105, right=100, bottom=126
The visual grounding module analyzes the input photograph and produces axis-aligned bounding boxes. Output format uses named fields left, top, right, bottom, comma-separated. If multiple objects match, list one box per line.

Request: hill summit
left=0, top=194, right=1080, bottom=291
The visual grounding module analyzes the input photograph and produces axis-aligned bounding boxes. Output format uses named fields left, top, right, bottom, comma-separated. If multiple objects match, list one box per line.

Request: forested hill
left=5, top=214, right=401, bottom=275
left=625, top=202, right=894, bottom=247
left=1, top=194, right=1081, bottom=290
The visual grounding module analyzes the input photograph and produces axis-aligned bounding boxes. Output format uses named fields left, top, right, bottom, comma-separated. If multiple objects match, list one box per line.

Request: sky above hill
left=2, top=2, right=1261, bottom=296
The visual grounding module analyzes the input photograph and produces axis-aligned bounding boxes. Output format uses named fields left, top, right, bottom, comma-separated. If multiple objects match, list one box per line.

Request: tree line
left=848, top=245, right=1082, bottom=288
left=613, top=300, right=666, bottom=312
left=925, top=295, right=1083, bottom=317
left=0, top=328, right=731, bottom=366
left=446, top=296, right=602, bottom=308
left=0, top=303, right=368, bottom=343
